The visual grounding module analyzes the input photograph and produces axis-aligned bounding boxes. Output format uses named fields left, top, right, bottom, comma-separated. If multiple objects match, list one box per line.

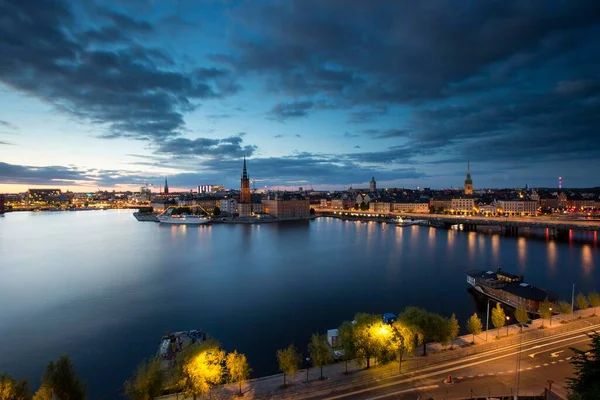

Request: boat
left=467, top=268, right=557, bottom=314
left=157, top=208, right=209, bottom=225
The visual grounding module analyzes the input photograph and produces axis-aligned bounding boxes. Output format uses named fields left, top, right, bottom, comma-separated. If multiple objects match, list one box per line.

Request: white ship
left=158, top=208, right=209, bottom=225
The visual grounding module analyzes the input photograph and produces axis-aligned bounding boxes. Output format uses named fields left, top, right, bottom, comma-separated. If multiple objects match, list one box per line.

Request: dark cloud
left=363, top=128, right=411, bottom=139
left=206, top=114, right=232, bottom=122
left=0, top=0, right=238, bottom=141
left=0, top=162, right=88, bottom=184
left=269, top=101, right=314, bottom=120
left=0, top=141, right=15, bottom=146
left=348, top=106, right=387, bottom=123
left=0, top=120, right=18, bottom=130
left=353, top=145, right=361, bottom=149
left=273, top=134, right=283, bottom=138
left=155, top=134, right=256, bottom=158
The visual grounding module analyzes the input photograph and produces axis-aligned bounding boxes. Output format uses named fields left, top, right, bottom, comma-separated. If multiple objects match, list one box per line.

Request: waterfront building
left=252, top=202, right=264, bottom=214
left=320, top=199, right=331, bottom=208
left=26, top=189, right=67, bottom=205
left=392, top=203, right=429, bottom=213
left=478, top=203, right=499, bottom=215
left=558, top=192, right=567, bottom=208
left=451, top=198, right=475, bottom=214
left=331, top=198, right=354, bottom=209
left=464, top=162, right=473, bottom=195
left=198, top=184, right=225, bottom=194
left=220, top=198, right=238, bottom=215
left=177, top=197, right=220, bottom=213
left=262, top=197, right=310, bottom=219
left=355, top=193, right=371, bottom=206
left=369, top=177, right=376, bottom=193
left=150, top=198, right=177, bottom=211
left=429, top=198, right=452, bottom=212
left=369, top=201, right=391, bottom=213
left=238, top=202, right=252, bottom=217
left=498, top=200, right=538, bottom=216
left=567, top=198, right=596, bottom=211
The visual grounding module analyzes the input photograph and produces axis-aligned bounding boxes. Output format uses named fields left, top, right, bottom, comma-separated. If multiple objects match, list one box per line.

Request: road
left=313, top=322, right=599, bottom=400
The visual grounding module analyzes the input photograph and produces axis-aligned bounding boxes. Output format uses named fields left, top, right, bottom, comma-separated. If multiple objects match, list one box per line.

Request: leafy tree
left=353, top=204, right=359, bottom=210
left=213, top=206, right=221, bottom=216
left=124, top=358, right=163, bottom=400
left=539, top=300, right=553, bottom=327
left=558, top=301, right=572, bottom=316
left=351, top=313, right=381, bottom=368
left=567, top=332, right=600, bottom=399
left=308, top=334, right=333, bottom=380
left=448, top=314, right=460, bottom=349
left=399, top=307, right=450, bottom=356
left=576, top=293, right=588, bottom=312
left=33, top=356, right=85, bottom=400
left=309, top=208, right=316, bottom=215
left=226, top=351, right=251, bottom=397
left=276, top=345, right=301, bottom=388
left=515, top=307, right=529, bottom=332
left=360, top=203, right=369, bottom=211
left=391, top=322, right=419, bottom=373
left=338, top=321, right=357, bottom=374
left=589, top=292, right=600, bottom=316
left=177, top=340, right=226, bottom=399
left=0, top=373, right=30, bottom=400
left=466, top=313, right=483, bottom=343
left=491, top=303, right=506, bottom=337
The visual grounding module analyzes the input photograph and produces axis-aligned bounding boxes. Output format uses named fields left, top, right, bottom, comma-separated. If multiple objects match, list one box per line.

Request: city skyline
left=2, top=1, right=600, bottom=193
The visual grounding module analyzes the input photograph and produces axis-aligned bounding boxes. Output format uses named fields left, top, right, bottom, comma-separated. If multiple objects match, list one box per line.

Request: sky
left=1, top=0, right=600, bottom=193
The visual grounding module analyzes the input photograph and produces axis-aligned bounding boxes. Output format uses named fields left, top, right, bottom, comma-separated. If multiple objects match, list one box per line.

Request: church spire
left=164, top=177, right=169, bottom=194
left=242, top=156, right=248, bottom=180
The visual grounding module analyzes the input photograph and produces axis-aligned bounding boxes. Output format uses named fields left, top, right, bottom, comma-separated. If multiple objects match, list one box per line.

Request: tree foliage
left=539, top=300, right=553, bottom=326
left=466, top=313, right=483, bottom=343
left=178, top=340, right=226, bottom=399
left=589, top=292, right=600, bottom=315
left=558, top=301, right=572, bottom=315
left=276, top=345, right=301, bottom=387
left=399, top=307, right=450, bottom=355
left=34, top=356, right=85, bottom=400
left=515, top=307, right=529, bottom=332
left=567, top=331, right=600, bottom=400
left=338, top=321, right=357, bottom=374
left=448, top=314, right=460, bottom=348
left=226, top=351, right=251, bottom=396
left=491, top=303, right=506, bottom=336
left=213, top=206, right=221, bottom=216
left=124, top=358, right=164, bottom=400
left=350, top=313, right=381, bottom=368
left=0, top=373, right=30, bottom=400
left=391, top=321, right=420, bottom=372
left=576, top=293, right=588, bottom=311
left=308, top=334, right=333, bottom=380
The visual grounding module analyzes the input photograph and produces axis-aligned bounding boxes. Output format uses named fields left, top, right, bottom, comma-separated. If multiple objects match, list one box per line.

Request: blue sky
left=1, top=0, right=599, bottom=192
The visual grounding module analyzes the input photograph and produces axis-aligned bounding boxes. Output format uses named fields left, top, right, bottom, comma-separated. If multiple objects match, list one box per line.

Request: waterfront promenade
left=157, top=308, right=600, bottom=399
left=319, top=209, right=600, bottom=232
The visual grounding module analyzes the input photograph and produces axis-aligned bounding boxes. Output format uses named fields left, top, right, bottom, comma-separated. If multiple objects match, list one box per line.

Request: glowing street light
left=506, top=316, right=510, bottom=337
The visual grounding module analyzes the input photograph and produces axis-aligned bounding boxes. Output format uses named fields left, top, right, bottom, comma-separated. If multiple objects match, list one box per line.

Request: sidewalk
left=156, top=308, right=600, bottom=400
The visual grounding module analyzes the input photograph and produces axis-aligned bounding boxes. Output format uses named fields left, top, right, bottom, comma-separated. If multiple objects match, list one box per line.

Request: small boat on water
left=467, top=268, right=557, bottom=314
left=157, top=208, right=209, bottom=225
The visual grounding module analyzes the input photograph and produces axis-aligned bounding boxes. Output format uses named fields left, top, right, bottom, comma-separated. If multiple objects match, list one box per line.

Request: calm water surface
left=0, top=210, right=598, bottom=398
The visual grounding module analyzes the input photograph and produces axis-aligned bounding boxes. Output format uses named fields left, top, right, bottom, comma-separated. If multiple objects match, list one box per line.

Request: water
left=0, top=210, right=598, bottom=398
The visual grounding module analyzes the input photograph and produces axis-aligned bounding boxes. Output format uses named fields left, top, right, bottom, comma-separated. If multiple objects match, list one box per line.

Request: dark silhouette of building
left=164, top=177, right=169, bottom=194
left=0, top=194, right=5, bottom=214
left=464, top=162, right=473, bottom=195
left=240, top=157, right=251, bottom=203
left=370, top=176, right=376, bottom=193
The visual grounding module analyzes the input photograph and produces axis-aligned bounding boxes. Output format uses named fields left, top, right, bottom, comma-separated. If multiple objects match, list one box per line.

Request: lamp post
left=506, top=316, right=510, bottom=337
left=305, top=357, right=310, bottom=383
left=549, top=307, right=553, bottom=326
left=486, top=299, right=493, bottom=342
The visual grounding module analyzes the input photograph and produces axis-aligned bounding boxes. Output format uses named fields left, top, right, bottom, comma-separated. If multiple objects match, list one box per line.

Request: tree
left=124, top=358, right=163, bottom=400
left=399, top=307, right=450, bottom=356
left=177, top=340, right=226, bottom=399
left=351, top=313, right=381, bottom=368
left=360, top=203, right=369, bottom=211
left=448, top=314, right=460, bottom=349
left=33, top=356, right=85, bottom=400
left=589, top=292, right=600, bottom=316
left=566, top=332, right=600, bottom=399
left=308, top=334, right=333, bottom=380
left=213, top=206, right=221, bottom=216
left=353, top=204, right=359, bottom=210
left=466, top=313, right=483, bottom=343
left=226, top=351, right=251, bottom=397
left=0, top=373, right=30, bottom=400
left=515, top=307, right=529, bottom=333
left=276, top=345, right=301, bottom=388
left=539, top=300, right=553, bottom=327
left=391, top=322, right=419, bottom=373
left=491, top=303, right=506, bottom=338
left=558, top=301, right=572, bottom=316
left=338, top=321, right=357, bottom=374
left=576, top=293, right=588, bottom=312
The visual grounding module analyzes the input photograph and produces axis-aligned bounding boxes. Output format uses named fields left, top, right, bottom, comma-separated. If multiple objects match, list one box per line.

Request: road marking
left=544, top=363, right=549, bottom=366
left=528, top=336, right=590, bottom=358
left=551, top=350, right=564, bottom=357
left=457, top=376, right=463, bottom=379
left=478, top=374, right=484, bottom=377
left=365, top=384, right=440, bottom=400
left=527, top=367, right=532, bottom=370
left=559, top=359, right=564, bottom=362
left=498, top=372, right=504, bottom=374
left=566, top=356, right=572, bottom=360
left=487, top=372, right=495, bottom=375
left=551, top=361, right=557, bottom=364
left=508, top=370, right=513, bottom=373
left=468, top=375, right=474, bottom=378
left=535, top=365, right=541, bottom=368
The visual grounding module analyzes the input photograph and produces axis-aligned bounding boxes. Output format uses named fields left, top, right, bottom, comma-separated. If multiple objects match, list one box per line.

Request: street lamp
left=506, top=316, right=510, bottom=337
left=305, top=357, right=310, bottom=383
left=485, top=299, right=493, bottom=341
left=549, top=307, right=553, bottom=326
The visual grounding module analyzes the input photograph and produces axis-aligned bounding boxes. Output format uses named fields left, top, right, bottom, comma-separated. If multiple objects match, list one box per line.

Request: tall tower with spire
left=240, top=157, right=251, bottom=203
left=164, top=177, right=169, bottom=195
left=369, top=176, right=376, bottom=193
left=464, top=162, right=473, bottom=195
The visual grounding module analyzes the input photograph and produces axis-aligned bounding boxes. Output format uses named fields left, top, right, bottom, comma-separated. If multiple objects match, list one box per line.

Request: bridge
left=318, top=209, right=600, bottom=236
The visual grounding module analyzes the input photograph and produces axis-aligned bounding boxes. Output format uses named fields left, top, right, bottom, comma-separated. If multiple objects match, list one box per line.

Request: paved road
left=313, top=322, right=599, bottom=400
